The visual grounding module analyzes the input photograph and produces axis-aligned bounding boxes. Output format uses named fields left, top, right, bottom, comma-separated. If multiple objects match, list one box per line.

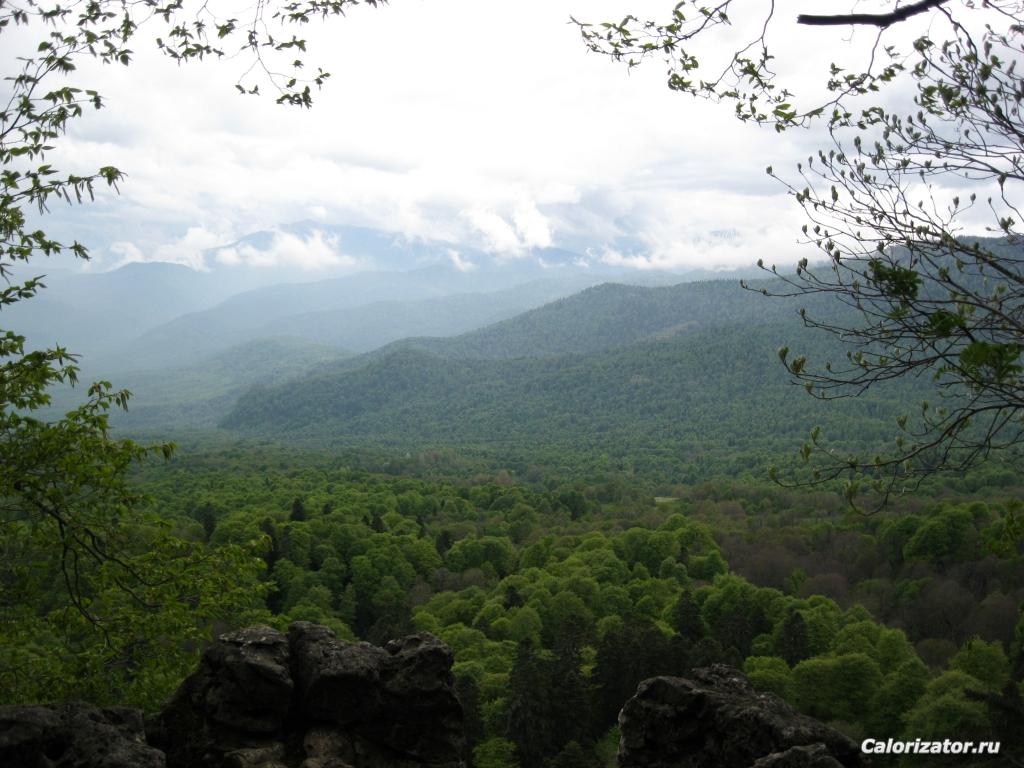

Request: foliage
left=222, top=297, right=936, bottom=486
left=109, top=448, right=1024, bottom=759
left=578, top=1, right=1024, bottom=504
left=0, top=300, right=269, bottom=705
left=1, top=0, right=382, bottom=706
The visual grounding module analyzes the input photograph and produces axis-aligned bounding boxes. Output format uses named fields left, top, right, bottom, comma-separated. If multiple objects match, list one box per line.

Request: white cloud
left=215, top=230, right=360, bottom=271
left=105, top=225, right=232, bottom=270
left=448, top=249, right=476, bottom=272
left=107, top=241, right=146, bottom=267
left=153, top=225, right=234, bottom=270
left=25, top=0, right=966, bottom=271
left=463, top=207, right=524, bottom=255
left=513, top=200, right=552, bottom=249
left=591, top=188, right=806, bottom=270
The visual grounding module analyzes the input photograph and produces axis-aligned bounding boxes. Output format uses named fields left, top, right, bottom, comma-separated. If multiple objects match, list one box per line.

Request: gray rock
left=224, top=742, right=287, bottom=768
left=150, top=625, right=293, bottom=767
left=304, top=725, right=356, bottom=761
left=750, top=744, right=847, bottom=768
left=288, top=622, right=389, bottom=724
left=144, top=622, right=463, bottom=767
left=617, top=666, right=867, bottom=768
left=288, top=623, right=464, bottom=767
left=0, top=702, right=165, bottom=768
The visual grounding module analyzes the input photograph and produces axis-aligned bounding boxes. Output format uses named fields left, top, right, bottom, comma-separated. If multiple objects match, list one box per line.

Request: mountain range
left=220, top=278, right=918, bottom=478
left=12, top=221, right=916, bottom=479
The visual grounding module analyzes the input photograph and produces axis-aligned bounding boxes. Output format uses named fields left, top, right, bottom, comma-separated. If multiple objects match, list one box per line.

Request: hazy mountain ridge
left=5, top=226, right=799, bottom=442
left=7, top=222, right=756, bottom=375
left=48, top=337, right=351, bottom=430
left=123, top=273, right=610, bottom=368
left=94, top=262, right=690, bottom=372
left=222, top=278, right=913, bottom=462
left=303, top=277, right=833, bottom=373
left=4, top=262, right=233, bottom=357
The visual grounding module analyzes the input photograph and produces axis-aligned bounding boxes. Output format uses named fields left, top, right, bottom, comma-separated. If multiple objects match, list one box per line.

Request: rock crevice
left=0, top=630, right=868, bottom=768
left=1, top=622, right=465, bottom=768
left=617, top=665, right=868, bottom=768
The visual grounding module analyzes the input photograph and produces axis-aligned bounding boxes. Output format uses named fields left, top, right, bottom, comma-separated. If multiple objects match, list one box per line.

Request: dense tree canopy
left=0, top=0, right=384, bottom=704
left=579, top=1, right=1024, bottom=505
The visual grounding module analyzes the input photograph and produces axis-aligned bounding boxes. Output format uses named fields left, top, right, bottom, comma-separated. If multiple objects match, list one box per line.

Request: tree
left=671, top=588, right=707, bottom=641
left=505, top=642, right=561, bottom=767
left=1, top=0, right=382, bottom=704
left=775, top=609, right=811, bottom=667
left=577, top=2, right=1024, bottom=507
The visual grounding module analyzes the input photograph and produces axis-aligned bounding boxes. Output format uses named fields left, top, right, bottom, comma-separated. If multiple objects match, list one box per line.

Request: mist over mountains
left=12, top=224, right=750, bottom=430
left=12, top=223, right=743, bottom=370
left=11, top=219, right=917, bottom=478
left=220, top=277, right=917, bottom=479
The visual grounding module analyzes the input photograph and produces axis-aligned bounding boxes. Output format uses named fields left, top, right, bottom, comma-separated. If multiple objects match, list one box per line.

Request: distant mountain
left=265, top=278, right=604, bottom=350
left=221, top=279, right=915, bottom=471
left=107, top=268, right=688, bottom=371
left=49, top=338, right=351, bottom=430
left=4, top=261, right=232, bottom=357
left=306, top=278, right=824, bottom=373
left=381, top=279, right=801, bottom=360
left=6, top=220, right=755, bottom=373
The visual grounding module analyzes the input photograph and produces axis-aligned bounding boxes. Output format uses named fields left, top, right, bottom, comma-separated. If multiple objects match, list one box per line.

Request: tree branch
left=797, top=0, right=949, bottom=28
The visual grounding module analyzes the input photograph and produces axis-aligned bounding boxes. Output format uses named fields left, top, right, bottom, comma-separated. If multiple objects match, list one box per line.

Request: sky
left=9, top=0, right=972, bottom=275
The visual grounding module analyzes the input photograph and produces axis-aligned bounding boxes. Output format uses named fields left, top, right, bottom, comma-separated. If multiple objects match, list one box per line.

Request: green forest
left=4, top=437, right=1022, bottom=765
left=4, top=268, right=1023, bottom=767
left=4, top=0, right=1024, bottom=766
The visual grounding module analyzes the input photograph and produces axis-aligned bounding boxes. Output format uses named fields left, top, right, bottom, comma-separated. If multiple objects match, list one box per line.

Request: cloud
left=463, top=207, right=524, bottom=255
left=108, top=241, right=146, bottom=266
left=106, top=225, right=232, bottom=270
left=30, top=0, right=938, bottom=273
left=214, top=229, right=360, bottom=271
left=588, top=188, right=807, bottom=270
left=448, top=249, right=476, bottom=272
left=513, top=200, right=552, bottom=249
left=153, top=226, right=234, bottom=270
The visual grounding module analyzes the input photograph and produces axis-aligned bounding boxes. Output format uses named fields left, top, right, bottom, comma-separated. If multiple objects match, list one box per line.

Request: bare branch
left=797, top=0, right=950, bottom=28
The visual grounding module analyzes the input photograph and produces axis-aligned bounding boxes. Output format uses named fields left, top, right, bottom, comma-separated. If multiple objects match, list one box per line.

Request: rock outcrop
left=0, top=622, right=464, bottom=768
left=0, top=702, right=166, bottom=768
left=0, top=633, right=872, bottom=768
left=148, top=622, right=464, bottom=768
left=617, top=665, right=868, bottom=768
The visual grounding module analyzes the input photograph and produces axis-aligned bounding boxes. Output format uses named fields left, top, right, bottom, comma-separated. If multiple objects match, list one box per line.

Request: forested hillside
left=6, top=0, right=1024, bottom=764
left=91, top=338, right=352, bottom=429
left=336, top=277, right=823, bottom=362
left=223, top=279, right=916, bottom=481
left=107, top=452, right=1021, bottom=765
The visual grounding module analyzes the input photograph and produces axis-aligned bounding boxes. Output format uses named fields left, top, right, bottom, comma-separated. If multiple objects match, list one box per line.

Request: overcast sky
left=14, top=0, right=961, bottom=274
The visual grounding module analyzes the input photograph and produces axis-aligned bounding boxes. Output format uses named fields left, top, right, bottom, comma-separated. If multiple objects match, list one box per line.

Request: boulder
left=288, top=623, right=464, bottom=767
left=0, top=702, right=165, bottom=768
left=617, top=666, right=867, bottom=768
left=149, top=624, right=293, bottom=767
left=149, top=622, right=464, bottom=768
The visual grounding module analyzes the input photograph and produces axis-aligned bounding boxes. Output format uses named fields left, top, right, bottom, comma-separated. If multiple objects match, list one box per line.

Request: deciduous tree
left=1, top=0, right=383, bottom=704
left=578, top=2, right=1024, bottom=508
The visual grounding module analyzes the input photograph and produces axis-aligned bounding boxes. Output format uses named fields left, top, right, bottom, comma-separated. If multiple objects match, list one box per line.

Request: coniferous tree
left=550, top=631, right=592, bottom=750
left=506, top=641, right=559, bottom=767
left=672, top=589, right=706, bottom=641
left=776, top=610, right=811, bottom=667
left=455, top=675, right=484, bottom=767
